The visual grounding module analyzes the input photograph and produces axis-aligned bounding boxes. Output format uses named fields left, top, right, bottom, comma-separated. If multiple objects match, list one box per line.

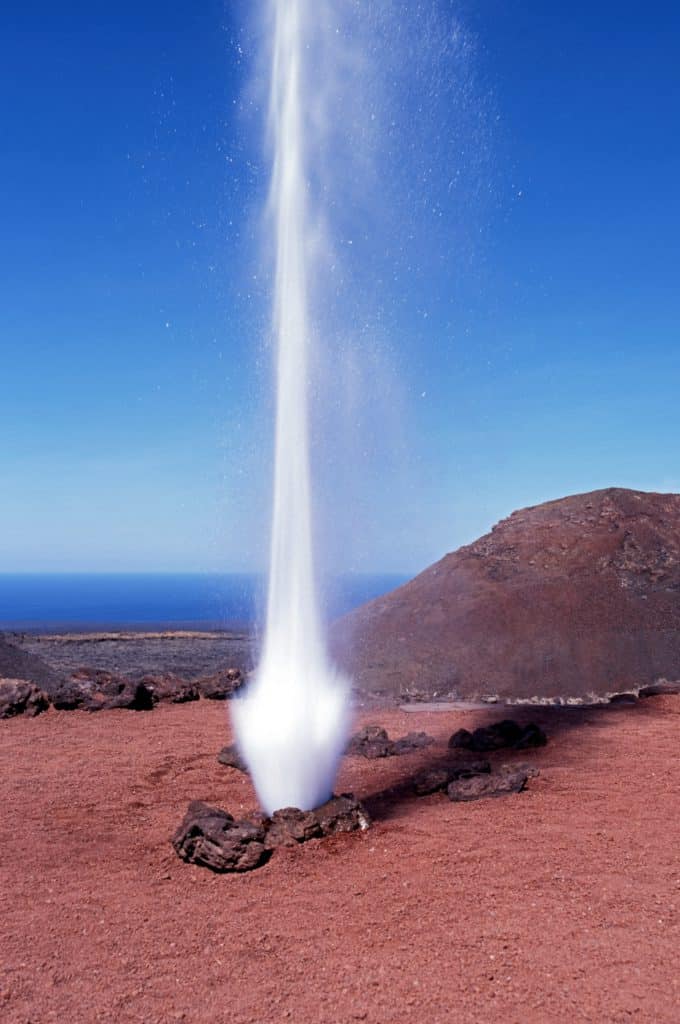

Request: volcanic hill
left=333, top=488, right=680, bottom=701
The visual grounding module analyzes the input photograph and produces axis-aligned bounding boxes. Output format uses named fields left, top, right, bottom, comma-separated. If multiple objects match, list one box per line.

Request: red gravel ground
left=1, top=697, right=679, bottom=1024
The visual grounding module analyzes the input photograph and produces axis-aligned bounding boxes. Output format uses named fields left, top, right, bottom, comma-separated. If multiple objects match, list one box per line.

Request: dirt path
left=1, top=698, right=678, bottom=1023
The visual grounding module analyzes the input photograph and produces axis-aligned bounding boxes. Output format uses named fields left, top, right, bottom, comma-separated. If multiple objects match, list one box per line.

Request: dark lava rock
left=196, top=668, right=244, bottom=700
left=413, top=761, right=492, bottom=796
left=447, top=765, right=532, bottom=802
left=392, top=731, right=436, bottom=755
left=448, top=728, right=473, bottom=750
left=639, top=679, right=680, bottom=698
left=311, top=794, right=371, bottom=835
left=217, top=744, right=249, bottom=773
left=49, top=679, right=91, bottom=711
left=471, top=720, right=524, bottom=751
left=346, top=725, right=393, bottom=758
left=448, top=720, right=547, bottom=753
left=140, top=673, right=199, bottom=704
left=81, top=673, right=155, bottom=712
left=513, top=722, right=548, bottom=749
left=332, top=488, right=680, bottom=700
left=412, top=767, right=452, bottom=796
left=172, top=800, right=269, bottom=873
left=0, top=679, right=50, bottom=719
left=264, top=808, right=322, bottom=849
left=347, top=724, right=435, bottom=759
left=173, top=794, right=369, bottom=873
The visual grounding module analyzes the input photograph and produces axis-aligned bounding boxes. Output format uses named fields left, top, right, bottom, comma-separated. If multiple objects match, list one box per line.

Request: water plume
left=232, top=0, right=350, bottom=815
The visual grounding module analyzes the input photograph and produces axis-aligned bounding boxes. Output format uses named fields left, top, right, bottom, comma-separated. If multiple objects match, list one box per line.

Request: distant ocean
left=0, top=573, right=408, bottom=632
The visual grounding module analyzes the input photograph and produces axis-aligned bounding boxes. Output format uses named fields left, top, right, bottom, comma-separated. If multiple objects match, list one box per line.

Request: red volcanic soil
left=1, top=699, right=679, bottom=1024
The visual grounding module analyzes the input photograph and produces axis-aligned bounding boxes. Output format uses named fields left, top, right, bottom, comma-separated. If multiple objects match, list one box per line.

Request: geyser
left=232, top=0, right=350, bottom=815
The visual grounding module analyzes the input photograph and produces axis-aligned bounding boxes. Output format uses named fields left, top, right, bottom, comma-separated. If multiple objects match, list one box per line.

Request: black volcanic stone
left=513, top=722, right=548, bottom=748
left=447, top=765, right=532, bottom=802
left=448, top=720, right=547, bottom=753
left=172, top=794, right=370, bottom=873
left=264, top=808, right=322, bottom=849
left=347, top=725, right=435, bottom=759
left=413, top=761, right=492, bottom=796
left=172, top=801, right=269, bottom=873
left=346, top=724, right=393, bottom=758
left=0, top=680, right=50, bottom=719
left=217, top=744, right=249, bottom=773
left=196, top=669, right=244, bottom=700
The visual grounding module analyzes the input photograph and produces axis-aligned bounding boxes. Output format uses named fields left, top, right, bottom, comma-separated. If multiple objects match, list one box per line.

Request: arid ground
left=1, top=697, right=679, bottom=1024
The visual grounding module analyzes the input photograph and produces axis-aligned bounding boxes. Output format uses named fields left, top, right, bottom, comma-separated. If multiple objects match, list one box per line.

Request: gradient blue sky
left=1, top=1, right=678, bottom=574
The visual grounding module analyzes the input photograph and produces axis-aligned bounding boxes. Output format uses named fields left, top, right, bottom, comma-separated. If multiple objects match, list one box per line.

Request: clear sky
left=1, top=1, right=678, bottom=574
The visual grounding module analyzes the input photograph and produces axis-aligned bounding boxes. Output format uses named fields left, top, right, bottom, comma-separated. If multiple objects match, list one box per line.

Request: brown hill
left=332, top=488, right=680, bottom=700
left=0, top=636, right=63, bottom=691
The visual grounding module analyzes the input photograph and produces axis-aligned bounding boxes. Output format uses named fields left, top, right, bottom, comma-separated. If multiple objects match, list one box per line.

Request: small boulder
left=513, top=722, right=548, bottom=749
left=196, top=669, right=244, bottom=700
left=49, top=679, right=91, bottom=711
left=217, top=744, right=249, bottom=773
left=312, top=794, right=371, bottom=835
left=391, top=731, right=436, bottom=755
left=347, top=725, right=435, bottom=759
left=172, top=800, right=269, bottom=873
left=0, top=679, right=50, bottom=719
left=448, top=719, right=547, bottom=753
left=447, top=765, right=532, bottom=802
left=346, top=724, right=393, bottom=759
left=413, top=761, right=491, bottom=796
left=140, top=674, right=199, bottom=704
left=413, top=767, right=453, bottom=796
left=264, top=808, right=322, bottom=849
left=448, top=728, right=473, bottom=749
left=86, top=676, right=156, bottom=712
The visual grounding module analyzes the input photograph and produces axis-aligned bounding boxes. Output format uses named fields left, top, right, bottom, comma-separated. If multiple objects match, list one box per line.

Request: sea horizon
left=0, top=571, right=409, bottom=633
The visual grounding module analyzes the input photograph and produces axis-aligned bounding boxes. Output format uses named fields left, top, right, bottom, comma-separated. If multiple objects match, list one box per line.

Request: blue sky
left=1, top=1, right=678, bottom=574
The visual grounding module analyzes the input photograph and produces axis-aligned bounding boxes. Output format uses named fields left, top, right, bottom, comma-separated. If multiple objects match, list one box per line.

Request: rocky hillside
left=332, top=488, right=680, bottom=700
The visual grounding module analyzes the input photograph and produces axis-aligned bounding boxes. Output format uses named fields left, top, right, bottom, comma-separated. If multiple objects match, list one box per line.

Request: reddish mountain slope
left=332, top=488, right=680, bottom=699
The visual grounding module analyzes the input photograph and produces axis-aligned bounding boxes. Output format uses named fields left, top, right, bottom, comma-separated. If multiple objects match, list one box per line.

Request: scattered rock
left=82, top=673, right=156, bottom=712
left=347, top=724, right=435, bottom=759
left=513, top=722, right=549, bottom=749
left=313, top=794, right=371, bottom=835
left=196, top=669, right=244, bottom=700
left=140, top=674, right=199, bottom=704
left=448, top=720, right=547, bottom=753
left=264, top=808, right=322, bottom=849
left=48, top=679, right=91, bottom=711
left=0, top=679, right=50, bottom=719
left=347, top=725, right=392, bottom=758
left=173, top=793, right=370, bottom=872
left=412, top=762, right=492, bottom=797
left=172, top=801, right=269, bottom=873
left=448, top=728, right=473, bottom=750
left=639, top=679, right=680, bottom=698
left=447, top=765, right=532, bottom=802
left=217, top=744, right=249, bottom=773
left=412, top=767, right=452, bottom=796
left=392, top=731, right=436, bottom=755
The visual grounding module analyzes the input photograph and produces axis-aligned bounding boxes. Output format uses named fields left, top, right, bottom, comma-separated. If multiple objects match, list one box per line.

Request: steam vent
left=333, top=488, right=680, bottom=701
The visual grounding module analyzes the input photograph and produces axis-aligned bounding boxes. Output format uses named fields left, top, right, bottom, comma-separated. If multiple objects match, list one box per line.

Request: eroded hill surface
left=332, top=488, right=680, bottom=700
